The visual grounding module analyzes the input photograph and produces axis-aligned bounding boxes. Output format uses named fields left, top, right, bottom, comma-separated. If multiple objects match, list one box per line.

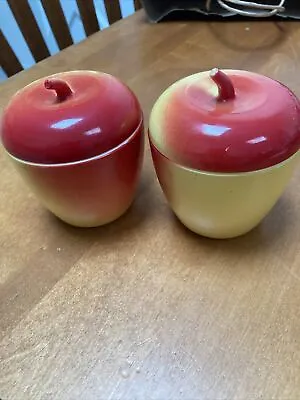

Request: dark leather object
left=140, top=0, right=300, bottom=22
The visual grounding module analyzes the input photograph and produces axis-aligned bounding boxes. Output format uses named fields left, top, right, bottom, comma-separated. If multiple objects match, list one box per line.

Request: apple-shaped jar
left=1, top=71, right=144, bottom=227
left=149, top=68, right=300, bottom=239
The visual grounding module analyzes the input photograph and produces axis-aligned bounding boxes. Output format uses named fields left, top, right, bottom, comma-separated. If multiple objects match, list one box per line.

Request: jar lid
left=149, top=69, right=300, bottom=173
left=1, top=71, right=142, bottom=164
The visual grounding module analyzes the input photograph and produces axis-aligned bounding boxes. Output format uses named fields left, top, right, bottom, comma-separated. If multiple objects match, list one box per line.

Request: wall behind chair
left=0, top=0, right=136, bottom=82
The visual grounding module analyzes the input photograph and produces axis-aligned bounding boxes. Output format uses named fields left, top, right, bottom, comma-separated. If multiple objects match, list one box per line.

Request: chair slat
left=41, top=0, right=73, bottom=50
left=104, top=0, right=122, bottom=25
left=0, top=31, right=23, bottom=77
left=76, top=0, right=99, bottom=36
left=8, top=0, right=50, bottom=63
left=134, top=0, right=142, bottom=10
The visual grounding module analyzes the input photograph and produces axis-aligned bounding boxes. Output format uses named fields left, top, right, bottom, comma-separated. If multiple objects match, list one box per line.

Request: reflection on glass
left=247, top=136, right=267, bottom=144
left=85, top=127, right=101, bottom=136
left=51, top=118, right=83, bottom=129
left=201, top=124, right=231, bottom=137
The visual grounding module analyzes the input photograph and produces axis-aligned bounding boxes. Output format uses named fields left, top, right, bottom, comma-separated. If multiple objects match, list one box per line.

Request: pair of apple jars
left=1, top=69, right=300, bottom=239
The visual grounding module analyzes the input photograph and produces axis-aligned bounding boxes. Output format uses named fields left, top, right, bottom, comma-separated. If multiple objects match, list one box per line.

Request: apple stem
left=210, top=68, right=235, bottom=102
left=44, top=78, right=73, bottom=102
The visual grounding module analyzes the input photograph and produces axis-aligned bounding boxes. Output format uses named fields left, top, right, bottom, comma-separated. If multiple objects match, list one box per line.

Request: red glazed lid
left=1, top=71, right=142, bottom=164
left=149, top=69, right=300, bottom=173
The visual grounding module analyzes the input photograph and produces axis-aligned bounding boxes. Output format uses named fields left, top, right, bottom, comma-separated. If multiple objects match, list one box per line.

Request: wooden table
left=1, top=11, right=300, bottom=400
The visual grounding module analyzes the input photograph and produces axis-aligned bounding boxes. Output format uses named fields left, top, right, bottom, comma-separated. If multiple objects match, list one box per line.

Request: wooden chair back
left=1, top=0, right=142, bottom=78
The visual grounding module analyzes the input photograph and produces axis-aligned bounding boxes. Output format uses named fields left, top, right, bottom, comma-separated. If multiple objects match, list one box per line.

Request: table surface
left=1, top=10, right=300, bottom=400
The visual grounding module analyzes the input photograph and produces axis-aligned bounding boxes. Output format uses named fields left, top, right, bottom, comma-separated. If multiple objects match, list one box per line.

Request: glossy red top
left=1, top=71, right=142, bottom=164
left=149, top=69, right=300, bottom=173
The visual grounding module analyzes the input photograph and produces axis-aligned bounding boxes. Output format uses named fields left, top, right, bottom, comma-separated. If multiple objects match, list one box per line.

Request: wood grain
left=1, top=11, right=300, bottom=400
left=41, top=0, right=73, bottom=50
left=8, top=0, right=50, bottom=63
left=76, top=0, right=100, bottom=36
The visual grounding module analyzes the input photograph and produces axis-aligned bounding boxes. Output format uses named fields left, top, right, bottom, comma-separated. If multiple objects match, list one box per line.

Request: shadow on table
left=149, top=10, right=289, bottom=51
left=208, top=20, right=287, bottom=51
